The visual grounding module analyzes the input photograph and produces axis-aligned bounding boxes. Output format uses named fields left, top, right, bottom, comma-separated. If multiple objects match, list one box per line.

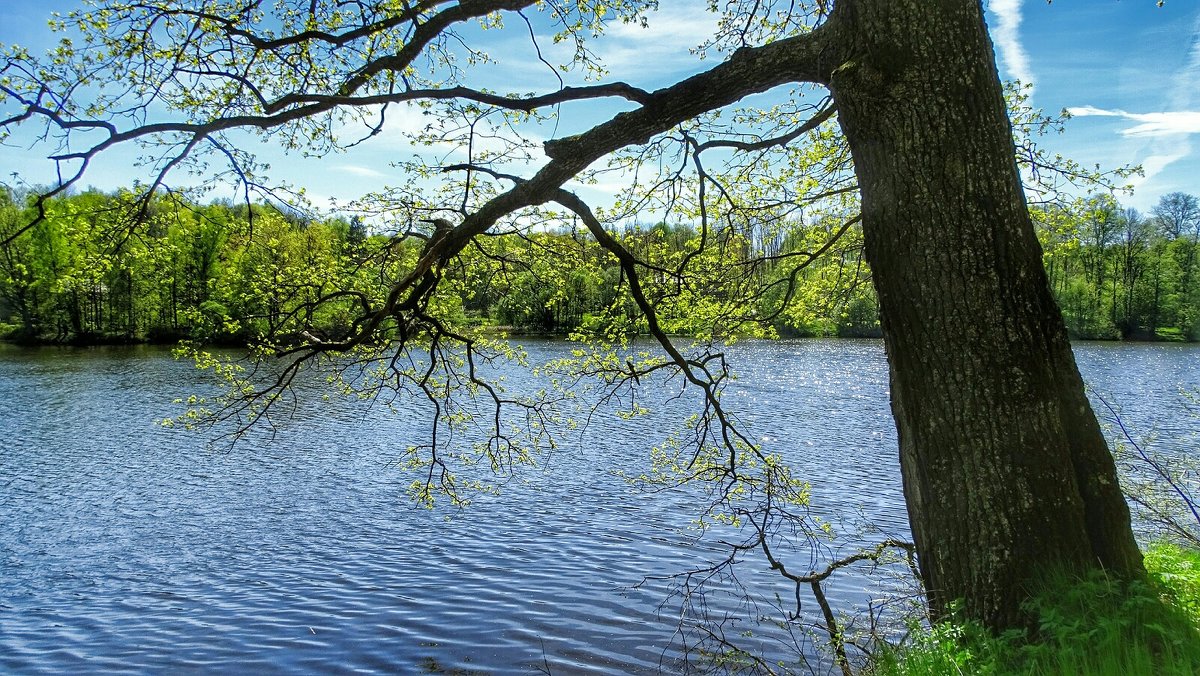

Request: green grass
left=1155, top=327, right=1188, bottom=342
left=873, top=543, right=1200, bottom=675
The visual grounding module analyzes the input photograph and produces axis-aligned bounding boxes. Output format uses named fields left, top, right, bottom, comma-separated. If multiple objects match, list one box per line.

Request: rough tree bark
left=824, top=0, right=1144, bottom=629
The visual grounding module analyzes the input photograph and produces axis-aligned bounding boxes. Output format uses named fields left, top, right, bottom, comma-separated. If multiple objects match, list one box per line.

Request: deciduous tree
left=0, top=0, right=1143, bottom=636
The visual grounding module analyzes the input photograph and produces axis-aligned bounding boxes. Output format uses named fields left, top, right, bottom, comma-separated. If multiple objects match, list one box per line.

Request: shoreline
left=2, top=329, right=1195, bottom=348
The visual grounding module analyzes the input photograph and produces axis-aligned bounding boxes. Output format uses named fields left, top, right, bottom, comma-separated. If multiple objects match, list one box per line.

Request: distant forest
left=1, top=187, right=1198, bottom=344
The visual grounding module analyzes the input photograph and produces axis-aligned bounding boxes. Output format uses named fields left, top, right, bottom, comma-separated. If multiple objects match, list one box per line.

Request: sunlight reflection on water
left=0, top=340, right=1195, bottom=673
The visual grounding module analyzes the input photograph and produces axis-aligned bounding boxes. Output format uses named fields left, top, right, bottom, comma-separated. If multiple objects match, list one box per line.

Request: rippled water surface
left=1, top=340, right=1197, bottom=674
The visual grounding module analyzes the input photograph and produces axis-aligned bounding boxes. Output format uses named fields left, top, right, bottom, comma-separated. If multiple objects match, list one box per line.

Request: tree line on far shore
left=1, top=185, right=1198, bottom=345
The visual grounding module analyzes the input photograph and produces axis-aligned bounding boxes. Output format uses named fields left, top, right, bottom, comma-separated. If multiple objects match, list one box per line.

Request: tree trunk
left=826, top=0, right=1143, bottom=630
left=1150, top=261, right=1161, bottom=339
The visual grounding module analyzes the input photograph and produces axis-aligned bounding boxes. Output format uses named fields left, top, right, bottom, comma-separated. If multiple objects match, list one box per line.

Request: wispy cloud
left=335, top=164, right=388, bottom=179
left=1170, top=17, right=1200, bottom=111
left=1067, top=12, right=1200, bottom=198
left=1065, top=104, right=1196, bottom=189
left=1133, top=151, right=1190, bottom=189
left=1066, top=106, right=1200, bottom=137
left=603, top=4, right=715, bottom=45
left=591, top=5, right=718, bottom=78
left=990, top=0, right=1035, bottom=90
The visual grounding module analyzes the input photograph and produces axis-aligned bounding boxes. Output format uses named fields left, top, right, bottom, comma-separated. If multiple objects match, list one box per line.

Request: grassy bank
left=873, top=543, right=1200, bottom=675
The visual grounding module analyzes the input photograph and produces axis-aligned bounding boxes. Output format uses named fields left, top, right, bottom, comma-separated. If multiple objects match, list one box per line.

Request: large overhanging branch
left=3, top=6, right=905, bottom=663
left=432, top=25, right=838, bottom=260
left=225, top=23, right=839, bottom=363
left=70, top=0, right=654, bottom=121
left=2, top=14, right=839, bottom=247
left=3, top=2, right=849, bottom=423
left=439, top=159, right=852, bottom=484
left=263, top=82, right=653, bottom=115
left=0, top=84, right=642, bottom=246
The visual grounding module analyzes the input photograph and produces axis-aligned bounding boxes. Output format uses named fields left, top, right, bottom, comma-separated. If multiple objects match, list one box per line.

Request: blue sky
left=992, top=0, right=1200, bottom=210
left=1, top=0, right=1198, bottom=213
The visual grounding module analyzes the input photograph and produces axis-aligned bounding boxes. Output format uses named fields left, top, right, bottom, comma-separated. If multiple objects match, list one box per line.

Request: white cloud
left=603, top=3, right=715, bottom=45
left=565, top=173, right=634, bottom=201
left=1067, top=107, right=1200, bottom=137
left=1135, top=151, right=1190, bottom=185
left=1064, top=13, right=1200, bottom=205
left=990, top=0, right=1035, bottom=90
left=1121, top=114, right=1200, bottom=137
left=590, top=5, right=719, bottom=77
left=1117, top=149, right=1190, bottom=202
left=1169, top=16, right=1200, bottom=111
left=347, top=103, right=438, bottom=148
left=1064, top=105, right=1122, bottom=119
left=1066, top=106, right=1196, bottom=195
left=335, top=164, right=389, bottom=179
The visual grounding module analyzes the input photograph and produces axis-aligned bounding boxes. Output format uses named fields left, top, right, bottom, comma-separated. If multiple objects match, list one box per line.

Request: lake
left=1, top=340, right=1197, bottom=674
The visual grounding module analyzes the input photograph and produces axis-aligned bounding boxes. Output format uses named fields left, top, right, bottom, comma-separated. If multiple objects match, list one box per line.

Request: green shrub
left=1146, top=543, right=1200, bottom=626
left=874, top=544, right=1200, bottom=675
